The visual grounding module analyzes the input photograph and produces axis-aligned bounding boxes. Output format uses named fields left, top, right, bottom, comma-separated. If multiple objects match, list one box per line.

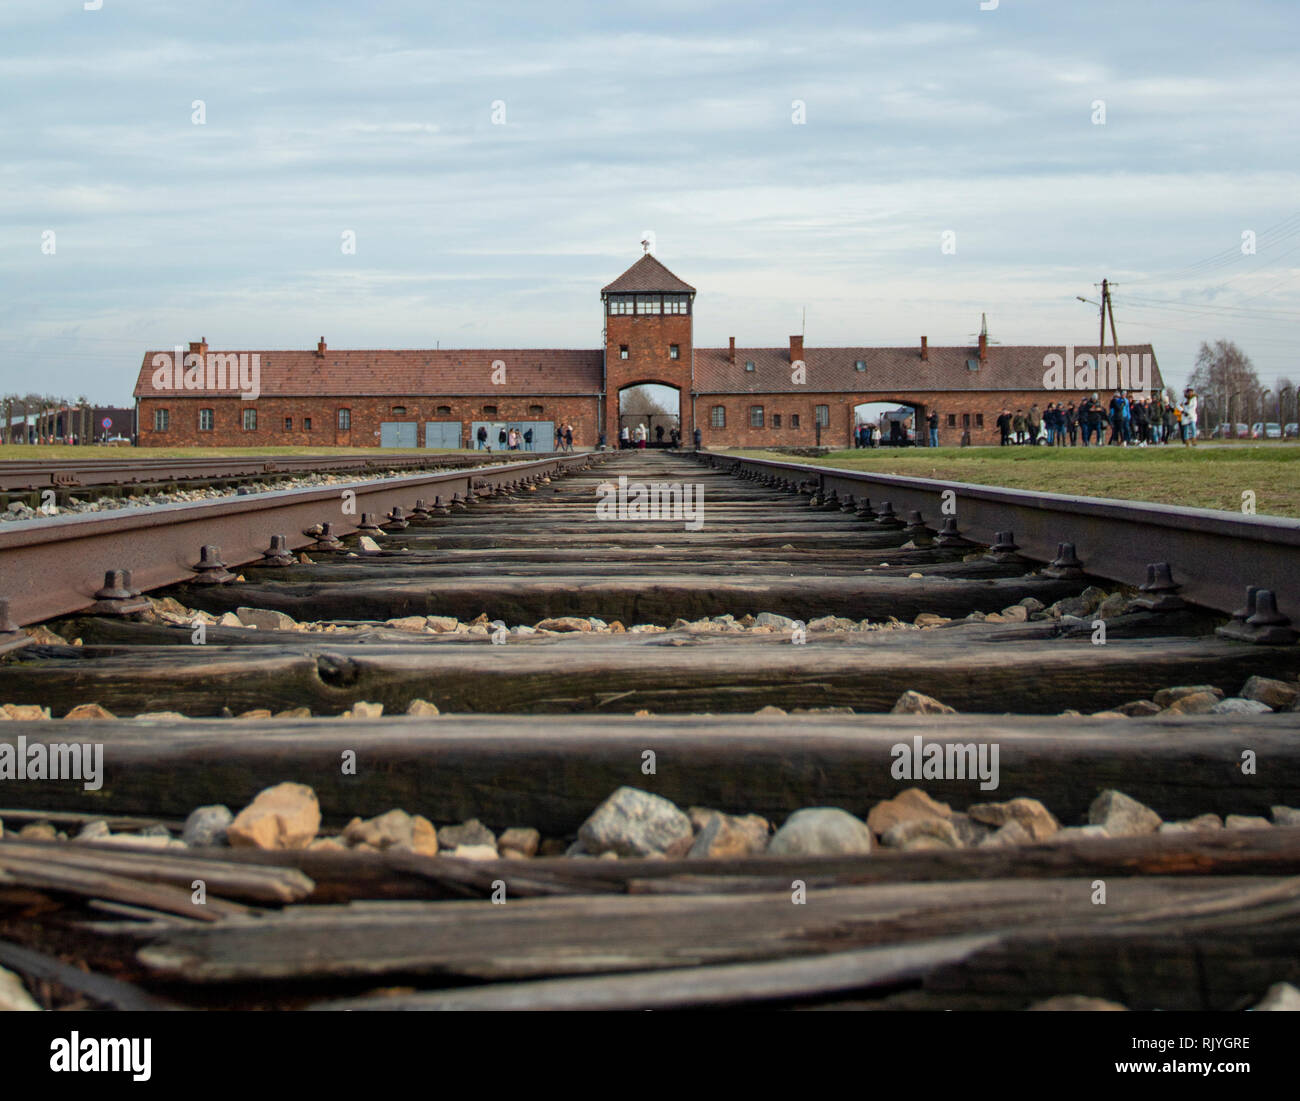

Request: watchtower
left=601, top=254, right=696, bottom=441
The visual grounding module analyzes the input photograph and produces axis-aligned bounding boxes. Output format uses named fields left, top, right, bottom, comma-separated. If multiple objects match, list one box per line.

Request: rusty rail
left=700, top=452, right=1300, bottom=619
left=0, top=453, right=597, bottom=626
left=0, top=451, right=544, bottom=492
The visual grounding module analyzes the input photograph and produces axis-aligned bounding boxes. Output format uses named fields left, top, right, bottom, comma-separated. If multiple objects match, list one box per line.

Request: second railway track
left=1, top=449, right=1299, bottom=1011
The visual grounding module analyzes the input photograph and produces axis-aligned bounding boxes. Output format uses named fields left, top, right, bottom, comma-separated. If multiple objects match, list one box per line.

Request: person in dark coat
left=476, top=424, right=488, bottom=450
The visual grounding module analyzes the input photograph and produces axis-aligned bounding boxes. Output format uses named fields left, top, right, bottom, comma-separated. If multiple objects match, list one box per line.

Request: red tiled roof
left=694, top=344, right=1162, bottom=395
left=601, top=255, right=696, bottom=295
left=133, top=349, right=604, bottom=398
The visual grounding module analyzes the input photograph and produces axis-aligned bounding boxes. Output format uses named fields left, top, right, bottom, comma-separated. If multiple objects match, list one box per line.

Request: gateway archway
left=618, top=382, right=681, bottom=448
left=851, top=400, right=929, bottom=447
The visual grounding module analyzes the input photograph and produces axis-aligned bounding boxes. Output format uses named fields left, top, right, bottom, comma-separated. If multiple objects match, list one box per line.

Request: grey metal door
left=424, top=421, right=461, bottom=448
left=380, top=421, right=418, bottom=448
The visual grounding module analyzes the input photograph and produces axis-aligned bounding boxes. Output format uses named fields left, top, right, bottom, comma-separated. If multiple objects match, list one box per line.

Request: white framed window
left=242, top=408, right=257, bottom=431
left=154, top=408, right=169, bottom=431
left=198, top=408, right=213, bottom=431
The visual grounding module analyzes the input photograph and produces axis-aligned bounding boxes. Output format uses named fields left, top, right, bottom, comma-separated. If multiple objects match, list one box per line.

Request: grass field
left=733, top=445, right=1300, bottom=518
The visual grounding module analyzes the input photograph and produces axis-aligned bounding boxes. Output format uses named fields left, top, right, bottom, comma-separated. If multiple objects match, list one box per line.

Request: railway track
left=0, top=450, right=534, bottom=502
left=1, top=449, right=1299, bottom=1012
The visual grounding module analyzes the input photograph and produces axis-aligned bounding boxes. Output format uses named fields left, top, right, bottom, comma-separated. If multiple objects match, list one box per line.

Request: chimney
left=317, top=336, right=327, bottom=357
left=789, top=334, right=803, bottom=363
left=920, top=335, right=928, bottom=361
left=978, top=313, right=988, bottom=363
left=189, top=338, right=208, bottom=358
left=728, top=336, right=735, bottom=363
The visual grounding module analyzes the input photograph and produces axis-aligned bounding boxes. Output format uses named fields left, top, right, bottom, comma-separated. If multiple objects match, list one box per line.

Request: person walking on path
left=563, top=423, right=574, bottom=452
left=927, top=410, right=939, bottom=448
left=1182, top=389, right=1199, bottom=447
left=476, top=424, right=489, bottom=450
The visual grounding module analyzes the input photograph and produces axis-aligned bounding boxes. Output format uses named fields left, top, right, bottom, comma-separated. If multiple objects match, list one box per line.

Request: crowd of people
left=618, top=422, right=680, bottom=449
left=995, top=389, right=1201, bottom=448
left=474, top=422, right=575, bottom=452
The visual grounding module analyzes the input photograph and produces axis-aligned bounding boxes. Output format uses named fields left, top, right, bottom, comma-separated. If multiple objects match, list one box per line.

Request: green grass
left=733, top=445, right=1300, bottom=518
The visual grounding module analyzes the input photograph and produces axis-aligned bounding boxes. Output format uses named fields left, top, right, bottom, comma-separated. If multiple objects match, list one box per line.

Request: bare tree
left=619, top=387, right=673, bottom=417
left=1187, top=340, right=1260, bottom=425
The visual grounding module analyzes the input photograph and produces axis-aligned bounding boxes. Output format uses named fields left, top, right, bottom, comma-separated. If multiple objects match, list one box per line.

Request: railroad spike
left=384, top=507, right=410, bottom=530
left=260, top=535, right=296, bottom=567
left=873, top=501, right=904, bottom=528
left=356, top=513, right=382, bottom=533
left=309, top=522, right=346, bottom=552
left=855, top=497, right=877, bottom=520
left=410, top=499, right=432, bottom=518
left=189, top=546, right=236, bottom=585
left=820, top=489, right=841, bottom=511
left=933, top=516, right=973, bottom=547
left=839, top=493, right=857, bottom=512
left=903, top=510, right=934, bottom=546
left=1219, top=589, right=1298, bottom=645
left=1043, top=542, right=1086, bottom=579
left=1131, top=562, right=1185, bottom=612
left=984, top=530, right=1027, bottom=562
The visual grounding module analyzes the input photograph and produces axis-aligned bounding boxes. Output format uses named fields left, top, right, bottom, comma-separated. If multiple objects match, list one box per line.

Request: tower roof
left=601, top=254, right=696, bottom=295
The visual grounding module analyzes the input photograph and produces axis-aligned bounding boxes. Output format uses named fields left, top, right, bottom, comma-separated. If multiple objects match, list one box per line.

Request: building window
left=607, top=295, right=634, bottom=316
left=619, top=345, right=629, bottom=360
left=855, top=360, right=866, bottom=371
left=284, top=417, right=293, bottom=431
left=482, top=405, right=498, bottom=415
left=744, top=360, right=755, bottom=372
left=962, top=413, right=971, bottom=428
left=436, top=405, right=452, bottom=415
left=242, top=408, right=257, bottom=431
left=198, top=408, right=213, bottom=431
left=947, top=414, right=957, bottom=428
left=337, top=408, right=351, bottom=431
left=391, top=406, right=407, bottom=416
left=711, top=405, right=726, bottom=428
left=528, top=404, right=544, bottom=415
left=663, top=294, right=690, bottom=315
left=976, top=413, right=984, bottom=428
left=772, top=413, right=781, bottom=428
left=304, top=417, right=312, bottom=431
left=635, top=294, right=659, bottom=315
left=790, top=414, right=800, bottom=428
left=750, top=406, right=764, bottom=428
left=153, top=408, right=169, bottom=432
left=815, top=405, right=829, bottom=427
left=669, top=344, right=679, bottom=360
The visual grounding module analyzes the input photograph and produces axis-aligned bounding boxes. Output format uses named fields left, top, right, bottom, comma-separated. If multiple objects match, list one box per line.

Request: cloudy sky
left=1, top=0, right=1297, bottom=403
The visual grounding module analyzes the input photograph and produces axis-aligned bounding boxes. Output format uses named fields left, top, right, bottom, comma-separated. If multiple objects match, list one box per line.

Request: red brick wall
left=604, top=312, right=694, bottom=440
left=697, top=390, right=1101, bottom=448
left=138, top=389, right=1110, bottom=450
left=137, top=395, right=601, bottom=449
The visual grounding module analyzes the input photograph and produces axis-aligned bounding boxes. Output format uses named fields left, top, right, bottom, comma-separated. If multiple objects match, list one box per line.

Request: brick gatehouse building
left=133, top=255, right=1162, bottom=449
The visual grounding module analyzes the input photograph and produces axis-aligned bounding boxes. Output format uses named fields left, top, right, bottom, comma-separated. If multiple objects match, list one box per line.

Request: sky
left=1, top=0, right=1297, bottom=404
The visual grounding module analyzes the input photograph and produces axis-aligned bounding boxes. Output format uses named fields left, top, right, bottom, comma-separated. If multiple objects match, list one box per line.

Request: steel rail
left=701, top=453, right=1300, bottom=618
left=0, top=451, right=539, bottom=492
left=0, top=454, right=597, bottom=627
